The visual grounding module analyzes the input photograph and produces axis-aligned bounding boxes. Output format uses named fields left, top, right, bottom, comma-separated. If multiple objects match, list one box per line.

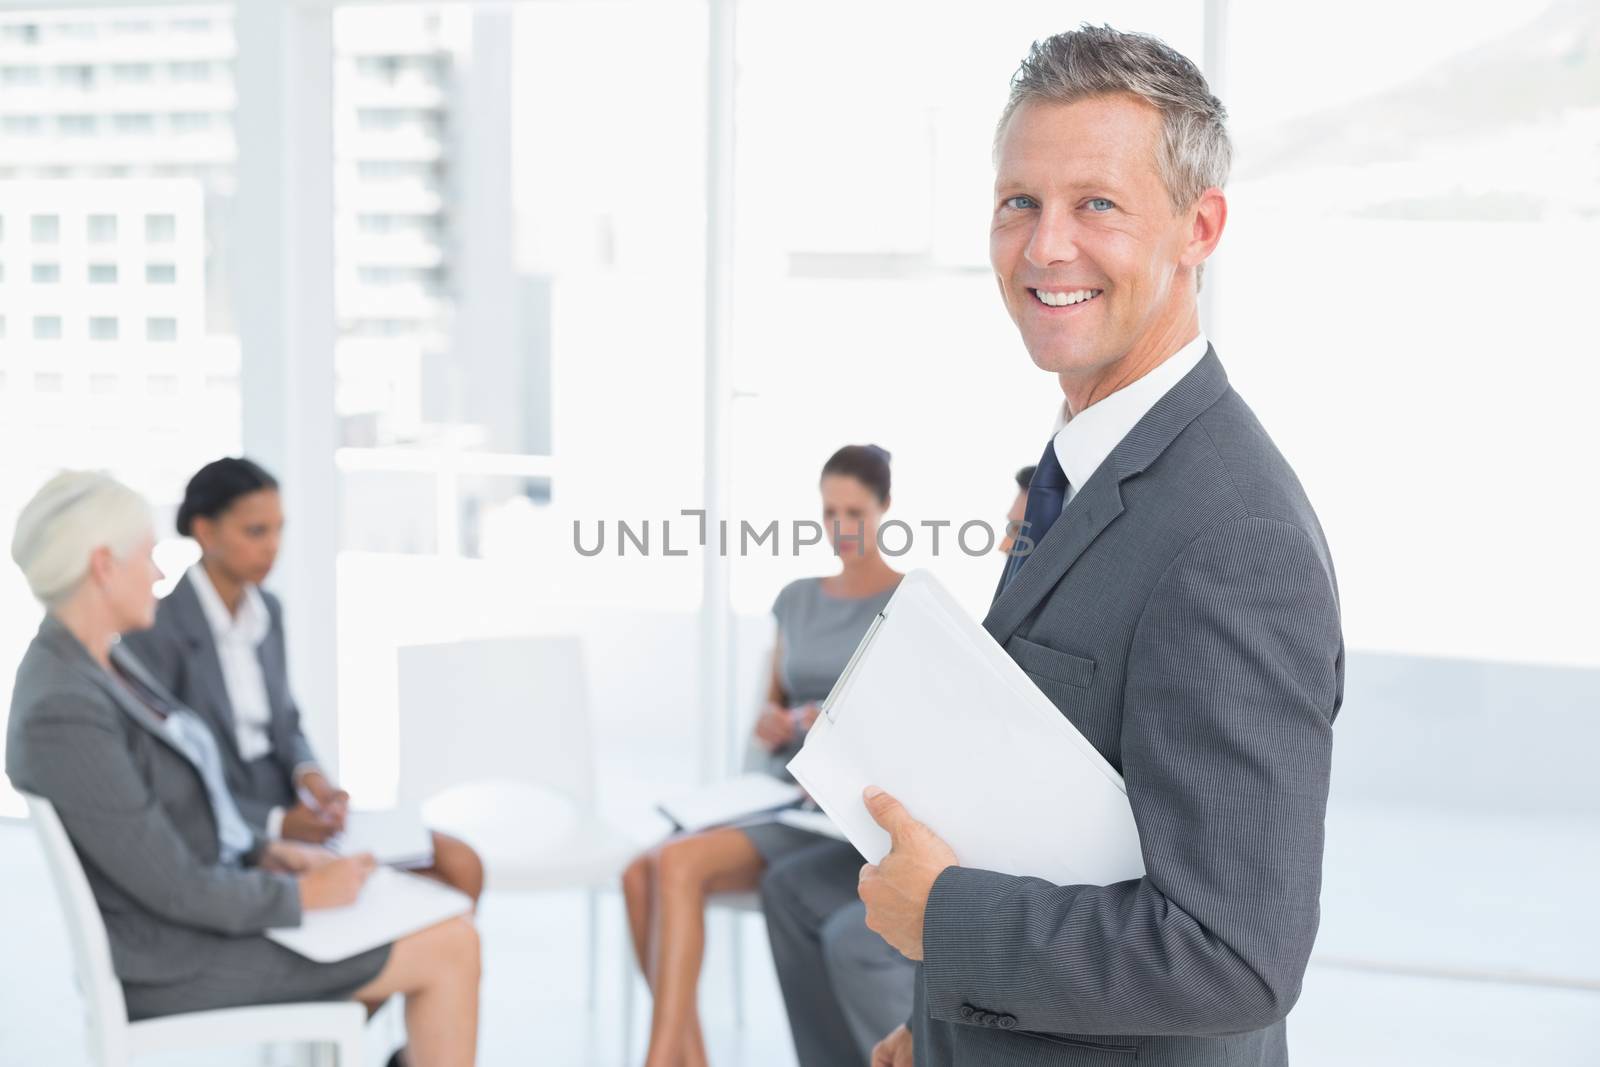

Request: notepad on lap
left=657, top=773, right=804, bottom=833
left=775, top=806, right=848, bottom=842
left=787, top=569, right=1145, bottom=888
left=267, top=867, right=472, bottom=963
left=333, top=807, right=434, bottom=869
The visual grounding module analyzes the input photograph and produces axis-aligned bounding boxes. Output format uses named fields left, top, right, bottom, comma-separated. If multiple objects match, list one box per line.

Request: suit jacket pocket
left=1006, top=634, right=1096, bottom=689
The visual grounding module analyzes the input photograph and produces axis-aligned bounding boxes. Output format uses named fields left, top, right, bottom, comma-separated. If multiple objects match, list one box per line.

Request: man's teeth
left=1034, top=288, right=1103, bottom=307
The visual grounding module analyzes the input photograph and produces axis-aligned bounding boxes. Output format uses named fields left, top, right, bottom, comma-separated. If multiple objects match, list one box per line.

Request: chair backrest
left=396, top=636, right=598, bottom=812
left=23, top=792, right=128, bottom=1066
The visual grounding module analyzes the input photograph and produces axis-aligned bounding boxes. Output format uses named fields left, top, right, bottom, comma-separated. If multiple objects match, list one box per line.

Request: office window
left=145, top=213, right=176, bottom=242
left=0, top=6, right=244, bottom=822
left=113, top=113, right=156, bottom=134
left=55, top=65, right=95, bottom=90
left=170, top=112, right=213, bottom=134
left=111, top=63, right=155, bottom=84
left=30, top=262, right=60, bottom=284
left=168, top=60, right=212, bottom=82
left=1, top=65, right=42, bottom=87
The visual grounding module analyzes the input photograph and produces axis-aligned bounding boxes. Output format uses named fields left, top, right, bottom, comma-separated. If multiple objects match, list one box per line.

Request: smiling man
left=859, top=25, right=1345, bottom=1067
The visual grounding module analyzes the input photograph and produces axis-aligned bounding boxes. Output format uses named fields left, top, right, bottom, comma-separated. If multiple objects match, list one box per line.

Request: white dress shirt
left=189, top=565, right=314, bottom=838
left=1051, top=332, right=1210, bottom=506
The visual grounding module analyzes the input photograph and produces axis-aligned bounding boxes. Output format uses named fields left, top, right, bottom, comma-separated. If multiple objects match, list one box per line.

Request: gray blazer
left=121, top=572, right=317, bottom=829
left=5, top=616, right=301, bottom=987
left=912, top=347, right=1344, bottom=1067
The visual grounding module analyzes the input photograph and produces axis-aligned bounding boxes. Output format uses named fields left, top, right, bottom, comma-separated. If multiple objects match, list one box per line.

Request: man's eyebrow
left=994, top=176, right=1130, bottom=196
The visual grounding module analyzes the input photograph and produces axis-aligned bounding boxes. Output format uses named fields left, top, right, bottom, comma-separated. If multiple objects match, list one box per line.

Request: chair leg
left=620, top=927, right=636, bottom=1065
left=340, top=1030, right=364, bottom=1067
left=731, top=910, right=746, bottom=1030
left=587, top=887, right=601, bottom=1012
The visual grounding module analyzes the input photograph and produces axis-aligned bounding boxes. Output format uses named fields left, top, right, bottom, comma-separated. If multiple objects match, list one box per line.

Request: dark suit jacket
left=912, top=347, right=1344, bottom=1067
left=5, top=616, right=300, bottom=986
left=122, top=572, right=318, bottom=830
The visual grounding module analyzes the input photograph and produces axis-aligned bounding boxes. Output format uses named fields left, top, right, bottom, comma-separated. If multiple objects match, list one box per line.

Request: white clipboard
left=787, top=569, right=1145, bottom=887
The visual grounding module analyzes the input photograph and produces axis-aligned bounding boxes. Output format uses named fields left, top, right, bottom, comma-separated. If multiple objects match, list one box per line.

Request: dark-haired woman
left=123, top=458, right=485, bottom=904
left=620, top=445, right=902, bottom=1067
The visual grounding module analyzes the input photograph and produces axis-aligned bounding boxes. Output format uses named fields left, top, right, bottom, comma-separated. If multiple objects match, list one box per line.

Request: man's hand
left=871, top=1024, right=914, bottom=1067
left=298, top=771, right=350, bottom=832
left=753, top=703, right=796, bottom=752
left=858, top=786, right=957, bottom=961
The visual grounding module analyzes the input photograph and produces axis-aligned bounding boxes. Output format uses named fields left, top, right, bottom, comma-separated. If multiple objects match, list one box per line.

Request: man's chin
left=1024, top=339, right=1112, bottom=378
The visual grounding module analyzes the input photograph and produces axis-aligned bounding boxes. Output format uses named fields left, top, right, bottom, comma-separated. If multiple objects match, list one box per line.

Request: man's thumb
left=864, top=786, right=908, bottom=839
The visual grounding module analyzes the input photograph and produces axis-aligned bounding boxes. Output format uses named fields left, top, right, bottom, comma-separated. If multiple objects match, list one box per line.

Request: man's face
left=990, top=93, right=1195, bottom=378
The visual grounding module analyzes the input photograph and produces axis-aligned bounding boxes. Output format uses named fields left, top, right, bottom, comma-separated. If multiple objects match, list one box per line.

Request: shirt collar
left=1051, top=332, right=1209, bottom=490
left=187, top=564, right=270, bottom=646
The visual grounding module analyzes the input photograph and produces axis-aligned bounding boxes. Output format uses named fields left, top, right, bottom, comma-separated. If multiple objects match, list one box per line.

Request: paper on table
left=333, top=808, right=434, bottom=869
left=774, top=806, right=848, bottom=842
left=657, top=772, right=804, bottom=833
left=787, top=569, right=1145, bottom=888
left=267, top=867, right=471, bottom=963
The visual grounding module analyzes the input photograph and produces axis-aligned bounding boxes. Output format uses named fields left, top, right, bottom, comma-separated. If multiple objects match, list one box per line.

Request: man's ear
left=1183, top=186, right=1228, bottom=272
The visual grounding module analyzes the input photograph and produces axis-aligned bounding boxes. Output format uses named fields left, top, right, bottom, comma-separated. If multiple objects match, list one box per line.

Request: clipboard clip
left=819, top=608, right=888, bottom=724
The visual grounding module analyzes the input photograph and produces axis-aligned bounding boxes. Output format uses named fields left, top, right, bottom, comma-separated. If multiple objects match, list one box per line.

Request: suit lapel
left=34, top=617, right=204, bottom=774
left=983, top=345, right=1231, bottom=646
left=168, top=573, right=243, bottom=762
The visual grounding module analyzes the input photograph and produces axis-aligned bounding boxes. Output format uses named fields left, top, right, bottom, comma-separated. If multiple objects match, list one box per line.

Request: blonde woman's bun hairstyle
left=11, top=471, right=152, bottom=606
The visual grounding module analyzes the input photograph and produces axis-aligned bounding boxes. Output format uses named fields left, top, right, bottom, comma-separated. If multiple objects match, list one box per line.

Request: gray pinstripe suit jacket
left=5, top=615, right=301, bottom=986
left=122, top=573, right=318, bottom=830
left=911, top=347, right=1344, bottom=1067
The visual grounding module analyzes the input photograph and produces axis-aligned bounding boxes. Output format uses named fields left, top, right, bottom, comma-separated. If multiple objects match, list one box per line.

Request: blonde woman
left=5, top=472, right=479, bottom=1067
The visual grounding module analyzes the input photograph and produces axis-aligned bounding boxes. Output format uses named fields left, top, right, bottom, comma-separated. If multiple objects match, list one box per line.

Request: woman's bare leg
left=622, top=852, right=657, bottom=983
left=354, top=916, right=481, bottom=1067
left=643, top=828, right=765, bottom=1067
left=416, top=831, right=485, bottom=905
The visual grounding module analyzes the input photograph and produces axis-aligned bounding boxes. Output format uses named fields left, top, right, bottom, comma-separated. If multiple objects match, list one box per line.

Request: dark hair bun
left=821, top=444, right=892, bottom=505
left=177, top=457, right=279, bottom=537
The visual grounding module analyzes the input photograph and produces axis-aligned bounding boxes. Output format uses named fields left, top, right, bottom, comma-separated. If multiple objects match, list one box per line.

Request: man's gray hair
left=998, top=24, right=1232, bottom=215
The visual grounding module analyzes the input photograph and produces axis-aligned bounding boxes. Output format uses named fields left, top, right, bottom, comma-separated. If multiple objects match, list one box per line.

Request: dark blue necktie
left=1003, top=437, right=1069, bottom=591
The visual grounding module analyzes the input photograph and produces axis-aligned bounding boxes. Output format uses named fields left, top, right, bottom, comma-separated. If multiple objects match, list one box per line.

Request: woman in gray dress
left=621, top=445, right=903, bottom=1067
left=6, top=472, right=480, bottom=1067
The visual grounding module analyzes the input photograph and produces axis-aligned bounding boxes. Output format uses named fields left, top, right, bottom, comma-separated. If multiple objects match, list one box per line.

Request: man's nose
left=1023, top=205, right=1080, bottom=270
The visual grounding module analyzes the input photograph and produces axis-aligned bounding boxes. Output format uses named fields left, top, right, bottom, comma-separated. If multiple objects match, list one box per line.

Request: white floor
left=3, top=813, right=1597, bottom=1067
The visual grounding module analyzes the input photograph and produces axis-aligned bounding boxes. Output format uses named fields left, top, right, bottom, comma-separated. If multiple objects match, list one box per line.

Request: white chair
left=21, top=792, right=366, bottom=1067
left=395, top=637, right=639, bottom=1011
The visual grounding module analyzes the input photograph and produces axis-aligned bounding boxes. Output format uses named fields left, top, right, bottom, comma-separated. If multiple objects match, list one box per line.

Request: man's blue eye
left=1087, top=198, right=1114, bottom=212
left=1004, top=195, right=1037, bottom=210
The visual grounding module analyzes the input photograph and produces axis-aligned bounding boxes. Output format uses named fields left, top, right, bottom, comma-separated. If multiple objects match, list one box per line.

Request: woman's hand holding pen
left=283, top=771, right=351, bottom=843
left=300, top=770, right=350, bottom=830
left=754, top=702, right=796, bottom=751
left=297, top=853, right=377, bottom=910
